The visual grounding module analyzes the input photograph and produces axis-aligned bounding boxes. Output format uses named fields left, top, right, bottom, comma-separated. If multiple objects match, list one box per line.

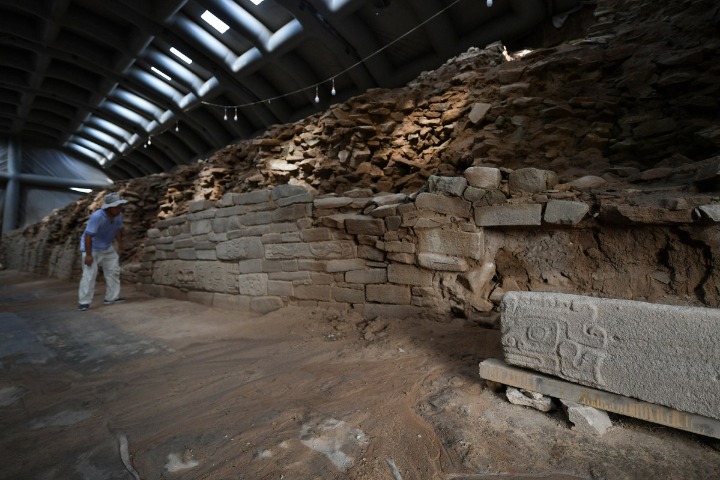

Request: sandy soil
left=0, top=270, right=718, bottom=480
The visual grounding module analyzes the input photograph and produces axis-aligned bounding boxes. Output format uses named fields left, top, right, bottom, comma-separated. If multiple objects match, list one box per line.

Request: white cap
left=102, top=192, right=128, bottom=209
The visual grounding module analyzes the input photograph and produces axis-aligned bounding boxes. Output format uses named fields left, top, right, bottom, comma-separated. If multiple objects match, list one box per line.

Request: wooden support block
left=479, top=358, right=720, bottom=440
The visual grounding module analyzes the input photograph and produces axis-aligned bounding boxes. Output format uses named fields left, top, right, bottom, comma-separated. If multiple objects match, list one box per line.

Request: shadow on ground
left=0, top=270, right=717, bottom=480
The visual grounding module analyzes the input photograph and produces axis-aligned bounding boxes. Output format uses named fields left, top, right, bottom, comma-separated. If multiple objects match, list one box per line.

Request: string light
left=201, top=0, right=463, bottom=115
left=123, top=0, right=472, bottom=140
left=117, top=0, right=472, bottom=149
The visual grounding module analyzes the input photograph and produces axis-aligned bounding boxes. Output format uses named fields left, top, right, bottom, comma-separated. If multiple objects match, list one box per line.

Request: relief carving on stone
left=195, top=262, right=238, bottom=293
left=308, top=241, right=354, bottom=258
left=265, top=241, right=355, bottom=259
left=264, top=244, right=306, bottom=259
left=502, top=297, right=608, bottom=386
left=177, top=267, right=195, bottom=288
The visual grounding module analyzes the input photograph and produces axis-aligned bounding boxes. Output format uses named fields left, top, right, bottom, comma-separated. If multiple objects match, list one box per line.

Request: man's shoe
left=78, top=304, right=89, bottom=311
left=103, top=297, right=127, bottom=305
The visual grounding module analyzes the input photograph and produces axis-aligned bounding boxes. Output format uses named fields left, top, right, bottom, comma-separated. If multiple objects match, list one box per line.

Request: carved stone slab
left=152, top=260, right=239, bottom=294
left=417, top=228, right=484, bottom=260
left=500, top=291, right=720, bottom=420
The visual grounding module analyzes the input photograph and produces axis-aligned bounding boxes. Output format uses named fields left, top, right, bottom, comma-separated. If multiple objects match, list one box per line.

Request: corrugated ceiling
left=0, top=0, right=579, bottom=180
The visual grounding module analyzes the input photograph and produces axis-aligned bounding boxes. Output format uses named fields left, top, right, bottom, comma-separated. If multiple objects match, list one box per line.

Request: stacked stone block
left=128, top=159, right=720, bottom=317
left=135, top=166, right=618, bottom=316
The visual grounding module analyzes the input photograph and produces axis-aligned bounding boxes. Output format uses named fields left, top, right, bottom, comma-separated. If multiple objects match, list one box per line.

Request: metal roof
left=0, top=0, right=573, bottom=180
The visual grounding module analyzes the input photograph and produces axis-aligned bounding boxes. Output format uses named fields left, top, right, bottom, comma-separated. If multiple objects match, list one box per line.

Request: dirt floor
left=0, top=270, right=718, bottom=480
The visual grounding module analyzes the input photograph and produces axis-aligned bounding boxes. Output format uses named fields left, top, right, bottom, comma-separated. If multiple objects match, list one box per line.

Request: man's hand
left=84, top=254, right=93, bottom=266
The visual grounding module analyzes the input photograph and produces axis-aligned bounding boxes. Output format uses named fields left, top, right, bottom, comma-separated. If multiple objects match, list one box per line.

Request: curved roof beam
left=117, top=151, right=161, bottom=177
left=86, top=117, right=134, bottom=142
left=78, top=126, right=126, bottom=153
left=163, top=118, right=215, bottom=156
left=200, top=0, right=273, bottom=51
left=315, top=0, right=363, bottom=17
left=0, top=0, right=572, bottom=180
left=407, top=0, right=459, bottom=60
left=144, top=50, right=204, bottom=93
left=70, top=137, right=114, bottom=159
left=274, top=0, right=374, bottom=91
left=67, top=143, right=107, bottom=165
left=20, top=123, right=65, bottom=141
left=143, top=133, right=193, bottom=167
left=128, top=69, right=186, bottom=106
left=110, top=89, right=165, bottom=122
left=187, top=106, right=235, bottom=146
left=174, top=16, right=237, bottom=68
left=13, top=0, right=70, bottom=139
left=130, top=11, right=292, bottom=127
left=102, top=101, right=152, bottom=131
left=105, top=157, right=144, bottom=179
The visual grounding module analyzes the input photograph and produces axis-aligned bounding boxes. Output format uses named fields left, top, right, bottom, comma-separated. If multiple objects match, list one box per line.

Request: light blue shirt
left=80, top=209, right=124, bottom=252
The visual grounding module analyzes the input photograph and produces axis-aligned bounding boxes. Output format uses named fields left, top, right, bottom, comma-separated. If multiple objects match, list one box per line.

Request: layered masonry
left=135, top=167, right=589, bottom=317
left=500, top=291, right=720, bottom=420
left=3, top=163, right=718, bottom=319
left=128, top=163, right=720, bottom=319
left=138, top=180, right=486, bottom=318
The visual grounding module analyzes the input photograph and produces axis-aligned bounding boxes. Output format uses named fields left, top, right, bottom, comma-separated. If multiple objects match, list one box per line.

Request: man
left=78, top=192, right=129, bottom=311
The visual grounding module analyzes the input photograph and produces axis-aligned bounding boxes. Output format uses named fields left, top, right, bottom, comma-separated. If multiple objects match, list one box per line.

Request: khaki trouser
left=78, top=246, right=121, bottom=306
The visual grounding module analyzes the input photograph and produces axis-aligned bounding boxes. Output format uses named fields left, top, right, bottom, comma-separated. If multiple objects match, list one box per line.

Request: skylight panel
left=151, top=66, right=172, bottom=81
left=201, top=10, right=230, bottom=33
left=170, top=47, right=193, bottom=64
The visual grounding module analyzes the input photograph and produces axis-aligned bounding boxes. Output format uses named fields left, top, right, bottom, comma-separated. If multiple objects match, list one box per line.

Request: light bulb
left=175, top=122, right=179, bottom=132
left=315, top=85, right=320, bottom=103
left=148, top=136, right=152, bottom=145
left=331, top=79, right=336, bottom=96
left=234, top=107, right=238, bottom=121
left=223, top=108, right=228, bottom=121
left=487, top=0, right=492, bottom=6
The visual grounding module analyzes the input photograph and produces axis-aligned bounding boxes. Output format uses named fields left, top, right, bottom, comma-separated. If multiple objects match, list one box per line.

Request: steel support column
left=2, top=140, right=21, bottom=234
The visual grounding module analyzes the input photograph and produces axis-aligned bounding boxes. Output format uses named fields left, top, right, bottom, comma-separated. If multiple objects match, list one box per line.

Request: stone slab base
left=479, top=358, right=720, bottom=440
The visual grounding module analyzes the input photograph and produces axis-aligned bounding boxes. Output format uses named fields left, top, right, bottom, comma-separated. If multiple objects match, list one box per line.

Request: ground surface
left=0, top=271, right=718, bottom=480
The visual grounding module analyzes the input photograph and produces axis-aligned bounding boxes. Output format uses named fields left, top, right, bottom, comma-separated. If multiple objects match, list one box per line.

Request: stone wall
left=2, top=163, right=717, bottom=316
left=134, top=181, right=478, bottom=318
left=113, top=166, right=719, bottom=317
